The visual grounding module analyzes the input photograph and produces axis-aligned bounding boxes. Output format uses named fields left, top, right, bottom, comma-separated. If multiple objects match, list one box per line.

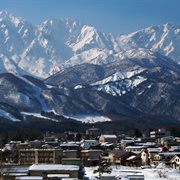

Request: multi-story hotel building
left=19, top=149, right=63, bottom=165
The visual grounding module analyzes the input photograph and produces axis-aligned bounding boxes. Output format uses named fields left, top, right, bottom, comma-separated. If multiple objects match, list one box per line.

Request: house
left=99, top=135, right=117, bottom=146
left=170, top=154, right=180, bottom=170
left=152, top=152, right=180, bottom=166
left=109, top=150, right=135, bottom=165
left=81, top=149, right=102, bottom=166
left=125, top=154, right=142, bottom=167
left=28, top=164, right=82, bottom=179
left=100, top=142, right=115, bottom=151
left=141, top=148, right=162, bottom=166
left=121, top=139, right=134, bottom=150
left=80, top=139, right=99, bottom=149
left=86, top=127, right=101, bottom=139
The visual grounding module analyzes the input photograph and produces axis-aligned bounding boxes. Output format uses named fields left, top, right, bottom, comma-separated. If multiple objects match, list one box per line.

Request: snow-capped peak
left=0, top=10, right=24, bottom=27
left=0, top=11, right=180, bottom=79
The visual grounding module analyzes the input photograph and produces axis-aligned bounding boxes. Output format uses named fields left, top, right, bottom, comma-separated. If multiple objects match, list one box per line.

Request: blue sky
left=0, top=0, right=180, bottom=35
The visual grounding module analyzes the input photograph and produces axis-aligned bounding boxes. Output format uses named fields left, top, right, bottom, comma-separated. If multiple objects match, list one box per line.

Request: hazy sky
left=0, top=0, right=180, bottom=35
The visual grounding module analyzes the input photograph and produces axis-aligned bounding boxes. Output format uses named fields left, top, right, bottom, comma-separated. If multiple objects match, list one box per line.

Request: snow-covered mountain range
left=0, top=11, right=180, bottom=126
left=0, top=11, right=180, bottom=78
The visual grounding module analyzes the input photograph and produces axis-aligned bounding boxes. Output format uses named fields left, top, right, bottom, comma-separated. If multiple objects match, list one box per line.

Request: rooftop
left=29, top=164, right=79, bottom=171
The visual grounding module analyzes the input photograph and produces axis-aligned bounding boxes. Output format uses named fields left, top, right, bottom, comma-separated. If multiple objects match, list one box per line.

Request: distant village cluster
left=0, top=127, right=180, bottom=180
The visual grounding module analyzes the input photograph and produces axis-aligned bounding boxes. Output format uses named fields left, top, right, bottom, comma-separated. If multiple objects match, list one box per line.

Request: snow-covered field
left=84, top=164, right=180, bottom=180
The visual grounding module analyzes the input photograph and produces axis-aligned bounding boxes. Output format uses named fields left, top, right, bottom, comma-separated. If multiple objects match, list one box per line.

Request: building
left=125, top=146, right=146, bottom=154
left=86, top=127, right=101, bottom=139
left=80, top=139, right=99, bottom=149
left=19, top=149, right=63, bottom=165
left=63, top=150, right=78, bottom=158
left=109, top=150, right=135, bottom=165
left=18, top=142, right=30, bottom=149
left=152, top=152, right=180, bottom=166
left=125, top=154, right=142, bottom=167
left=29, top=140, right=44, bottom=149
left=141, top=148, right=162, bottom=166
left=0, top=166, right=29, bottom=180
left=170, top=154, right=180, bottom=170
left=60, top=142, right=80, bottom=151
left=28, top=164, right=81, bottom=179
left=81, top=149, right=102, bottom=166
left=99, top=135, right=117, bottom=146
left=169, top=146, right=180, bottom=152
left=150, top=129, right=170, bottom=139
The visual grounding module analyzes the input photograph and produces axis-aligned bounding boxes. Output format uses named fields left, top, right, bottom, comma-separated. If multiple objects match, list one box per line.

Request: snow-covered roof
left=102, top=135, right=117, bottom=138
left=82, top=140, right=98, bottom=142
left=121, top=177, right=129, bottom=180
left=29, top=164, right=79, bottom=171
left=62, top=158, right=81, bottom=161
left=63, top=150, right=77, bottom=152
left=143, top=142, right=156, bottom=146
left=100, top=142, right=114, bottom=146
left=126, top=146, right=146, bottom=149
left=60, top=143, right=79, bottom=147
left=15, top=177, right=43, bottom=180
left=101, top=174, right=116, bottom=177
left=3, top=173, right=27, bottom=176
left=61, top=178, right=78, bottom=180
left=147, top=148, right=162, bottom=153
left=170, top=146, right=180, bottom=150
left=126, top=155, right=136, bottom=160
left=2, top=168, right=28, bottom=173
left=81, top=149, right=102, bottom=153
left=47, top=174, right=69, bottom=178
left=159, top=152, right=180, bottom=156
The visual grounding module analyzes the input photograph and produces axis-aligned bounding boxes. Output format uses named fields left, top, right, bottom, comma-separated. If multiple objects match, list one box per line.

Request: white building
left=80, top=139, right=99, bottom=149
left=150, top=129, right=170, bottom=139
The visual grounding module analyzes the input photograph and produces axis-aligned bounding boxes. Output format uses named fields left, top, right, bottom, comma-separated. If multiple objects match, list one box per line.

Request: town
left=0, top=127, right=180, bottom=180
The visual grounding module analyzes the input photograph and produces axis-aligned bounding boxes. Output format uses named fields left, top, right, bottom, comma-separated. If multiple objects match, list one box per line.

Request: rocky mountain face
left=44, top=53, right=180, bottom=121
left=0, top=11, right=179, bottom=126
left=0, top=11, right=180, bottom=79
left=0, top=53, right=179, bottom=124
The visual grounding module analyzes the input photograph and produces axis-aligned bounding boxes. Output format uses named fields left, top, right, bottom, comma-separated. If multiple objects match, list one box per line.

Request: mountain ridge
left=0, top=11, right=180, bottom=79
left=0, top=11, right=179, bottom=127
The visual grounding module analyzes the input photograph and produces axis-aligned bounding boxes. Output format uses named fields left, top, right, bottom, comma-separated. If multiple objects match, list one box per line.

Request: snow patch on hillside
left=91, top=76, right=147, bottom=96
left=66, top=114, right=111, bottom=123
left=0, top=109, right=20, bottom=121
left=22, top=112, right=59, bottom=122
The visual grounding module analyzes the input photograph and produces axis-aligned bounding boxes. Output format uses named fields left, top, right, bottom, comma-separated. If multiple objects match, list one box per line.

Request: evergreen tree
left=93, top=159, right=112, bottom=178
